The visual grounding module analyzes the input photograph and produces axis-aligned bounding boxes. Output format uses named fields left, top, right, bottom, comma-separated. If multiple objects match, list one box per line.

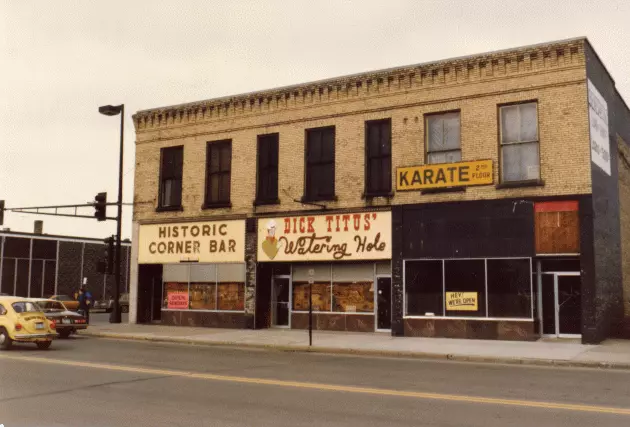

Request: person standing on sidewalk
left=77, top=285, right=93, bottom=324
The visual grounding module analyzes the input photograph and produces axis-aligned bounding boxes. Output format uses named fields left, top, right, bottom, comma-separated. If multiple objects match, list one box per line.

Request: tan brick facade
left=618, top=136, right=630, bottom=317
left=132, top=39, right=591, bottom=224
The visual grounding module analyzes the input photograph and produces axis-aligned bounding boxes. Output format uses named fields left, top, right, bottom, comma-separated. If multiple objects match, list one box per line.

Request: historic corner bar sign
left=138, top=220, right=245, bottom=264
left=396, top=159, right=493, bottom=191
left=257, top=211, right=392, bottom=262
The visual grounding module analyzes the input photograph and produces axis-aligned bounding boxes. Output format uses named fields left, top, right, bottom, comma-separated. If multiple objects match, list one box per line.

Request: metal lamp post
left=98, top=104, right=124, bottom=324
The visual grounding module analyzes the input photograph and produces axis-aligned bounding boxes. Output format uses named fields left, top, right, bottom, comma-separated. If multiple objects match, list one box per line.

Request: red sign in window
left=167, top=292, right=189, bottom=310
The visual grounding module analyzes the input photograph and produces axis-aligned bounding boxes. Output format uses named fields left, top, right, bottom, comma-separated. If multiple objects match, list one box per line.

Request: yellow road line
left=2, top=353, right=629, bottom=416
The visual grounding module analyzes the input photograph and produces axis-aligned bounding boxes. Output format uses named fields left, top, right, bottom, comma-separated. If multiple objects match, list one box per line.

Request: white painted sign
left=588, top=79, right=611, bottom=176
left=138, top=220, right=245, bottom=264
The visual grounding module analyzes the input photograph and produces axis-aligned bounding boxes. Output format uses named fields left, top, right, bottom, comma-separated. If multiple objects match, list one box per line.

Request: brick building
left=130, top=37, right=630, bottom=344
left=0, top=228, right=131, bottom=302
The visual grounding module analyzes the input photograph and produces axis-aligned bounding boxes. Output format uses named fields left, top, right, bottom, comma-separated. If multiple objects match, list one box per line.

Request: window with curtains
left=365, top=119, right=392, bottom=195
left=499, top=102, right=540, bottom=182
left=426, top=112, right=461, bottom=164
left=304, top=126, right=335, bottom=201
left=205, top=140, right=232, bottom=207
left=256, top=133, right=279, bottom=204
left=159, top=146, right=183, bottom=209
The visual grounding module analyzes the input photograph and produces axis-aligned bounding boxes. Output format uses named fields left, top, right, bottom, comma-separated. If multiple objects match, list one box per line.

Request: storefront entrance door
left=376, top=277, right=391, bottom=330
left=540, top=272, right=581, bottom=337
left=271, top=277, right=290, bottom=327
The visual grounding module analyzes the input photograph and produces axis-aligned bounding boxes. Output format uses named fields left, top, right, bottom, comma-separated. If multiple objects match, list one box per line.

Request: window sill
left=496, top=179, right=545, bottom=190
left=202, top=202, right=232, bottom=210
left=420, top=186, right=466, bottom=195
left=362, top=191, right=394, bottom=199
left=253, top=198, right=280, bottom=207
left=300, top=196, right=337, bottom=203
left=155, top=205, right=183, bottom=213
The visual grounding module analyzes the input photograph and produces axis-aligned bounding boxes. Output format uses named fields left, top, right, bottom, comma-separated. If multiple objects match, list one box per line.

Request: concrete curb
left=79, top=331, right=630, bottom=371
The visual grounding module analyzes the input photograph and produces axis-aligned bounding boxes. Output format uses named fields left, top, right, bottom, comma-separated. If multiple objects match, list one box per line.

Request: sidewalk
left=79, top=322, right=630, bottom=369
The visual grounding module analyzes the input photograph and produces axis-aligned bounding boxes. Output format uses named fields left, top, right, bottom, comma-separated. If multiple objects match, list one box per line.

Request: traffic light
left=98, top=236, right=115, bottom=275
left=0, top=200, right=4, bottom=226
left=94, top=192, right=107, bottom=221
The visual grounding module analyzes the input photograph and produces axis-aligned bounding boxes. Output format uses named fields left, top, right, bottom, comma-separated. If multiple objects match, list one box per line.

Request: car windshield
left=56, top=295, right=72, bottom=301
left=36, top=301, right=66, bottom=312
left=12, top=301, right=42, bottom=313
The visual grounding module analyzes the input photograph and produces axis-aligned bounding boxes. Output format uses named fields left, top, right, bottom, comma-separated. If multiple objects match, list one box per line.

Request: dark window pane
left=206, top=141, right=232, bottom=204
left=30, top=260, right=44, bottom=298
left=16, top=259, right=30, bottom=297
left=257, top=134, right=279, bottom=201
left=487, top=259, right=531, bottom=318
left=305, top=127, right=335, bottom=200
left=32, top=239, right=57, bottom=260
left=444, top=259, right=486, bottom=317
left=366, top=120, right=391, bottom=194
left=43, top=260, right=56, bottom=298
left=160, top=146, right=183, bottom=207
left=405, top=260, right=443, bottom=316
left=1, top=258, right=16, bottom=294
left=4, top=237, right=30, bottom=258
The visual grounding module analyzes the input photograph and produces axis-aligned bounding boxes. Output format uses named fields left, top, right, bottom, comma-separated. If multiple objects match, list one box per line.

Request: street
left=1, top=337, right=630, bottom=427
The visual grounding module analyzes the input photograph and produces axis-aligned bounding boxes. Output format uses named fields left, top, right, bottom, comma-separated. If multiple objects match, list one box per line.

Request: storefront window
left=332, top=264, right=374, bottom=313
left=162, top=263, right=245, bottom=311
left=444, top=259, right=485, bottom=318
left=404, top=258, right=532, bottom=319
left=487, top=258, right=531, bottom=318
left=405, top=260, right=443, bottom=316
left=217, top=264, right=245, bottom=311
left=162, top=264, right=189, bottom=309
left=292, top=265, right=331, bottom=312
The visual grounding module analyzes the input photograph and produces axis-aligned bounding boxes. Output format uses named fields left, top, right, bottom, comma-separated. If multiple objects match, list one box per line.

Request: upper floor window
left=159, top=146, right=183, bottom=209
left=205, top=140, right=232, bottom=207
left=256, top=133, right=279, bottom=204
left=304, top=126, right=335, bottom=201
left=426, top=111, right=461, bottom=164
left=500, top=102, right=540, bottom=182
left=365, top=119, right=392, bottom=196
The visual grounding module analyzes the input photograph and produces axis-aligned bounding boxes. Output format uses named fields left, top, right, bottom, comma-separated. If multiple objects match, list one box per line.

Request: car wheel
left=121, top=305, right=129, bottom=313
left=0, top=328, right=12, bottom=350
left=36, top=341, right=52, bottom=350
left=59, top=330, right=71, bottom=339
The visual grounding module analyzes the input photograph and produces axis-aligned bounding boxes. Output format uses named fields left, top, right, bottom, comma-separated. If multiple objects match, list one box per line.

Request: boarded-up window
left=535, top=201, right=579, bottom=254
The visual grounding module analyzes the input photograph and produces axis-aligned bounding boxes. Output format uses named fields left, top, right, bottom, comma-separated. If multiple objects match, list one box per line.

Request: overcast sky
left=1, top=0, right=629, bottom=239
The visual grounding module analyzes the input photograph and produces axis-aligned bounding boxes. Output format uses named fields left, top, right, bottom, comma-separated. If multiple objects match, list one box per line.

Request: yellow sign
left=138, top=220, right=245, bottom=264
left=446, top=292, right=478, bottom=311
left=258, top=211, right=391, bottom=262
left=397, top=159, right=493, bottom=191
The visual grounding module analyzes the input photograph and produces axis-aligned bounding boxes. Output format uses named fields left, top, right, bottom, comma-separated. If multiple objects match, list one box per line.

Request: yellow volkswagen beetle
left=0, top=296, right=57, bottom=350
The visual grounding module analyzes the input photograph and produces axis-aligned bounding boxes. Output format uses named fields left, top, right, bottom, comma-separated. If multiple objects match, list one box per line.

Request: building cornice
left=133, top=37, right=586, bottom=132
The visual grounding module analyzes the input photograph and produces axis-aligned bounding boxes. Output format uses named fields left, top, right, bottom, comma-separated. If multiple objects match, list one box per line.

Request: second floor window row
left=156, top=101, right=541, bottom=209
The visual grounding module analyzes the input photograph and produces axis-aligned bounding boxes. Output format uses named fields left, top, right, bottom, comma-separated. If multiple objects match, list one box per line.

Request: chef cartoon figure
left=261, top=219, right=282, bottom=260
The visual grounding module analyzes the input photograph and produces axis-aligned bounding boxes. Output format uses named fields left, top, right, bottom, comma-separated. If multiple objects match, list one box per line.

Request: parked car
left=94, top=293, right=129, bottom=313
left=50, top=294, right=79, bottom=311
left=0, top=296, right=56, bottom=350
left=28, top=298, right=88, bottom=339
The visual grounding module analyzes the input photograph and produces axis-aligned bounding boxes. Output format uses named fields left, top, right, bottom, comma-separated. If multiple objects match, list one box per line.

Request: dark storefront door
left=541, top=275, right=556, bottom=335
left=376, top=277, right=391, bottom=330
left=272, top=277, right=290, bottom=327
left=540, top=273, right=581, bottom=337
left=558, top=275, right=581, bottom=335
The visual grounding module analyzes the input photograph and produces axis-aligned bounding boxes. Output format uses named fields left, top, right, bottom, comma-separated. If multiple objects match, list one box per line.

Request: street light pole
left=99, top=103, right=124, bottom=324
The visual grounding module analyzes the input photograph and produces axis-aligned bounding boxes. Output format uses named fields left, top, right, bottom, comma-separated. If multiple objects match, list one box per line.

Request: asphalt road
left=1, top=337, right=630, bottom=427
